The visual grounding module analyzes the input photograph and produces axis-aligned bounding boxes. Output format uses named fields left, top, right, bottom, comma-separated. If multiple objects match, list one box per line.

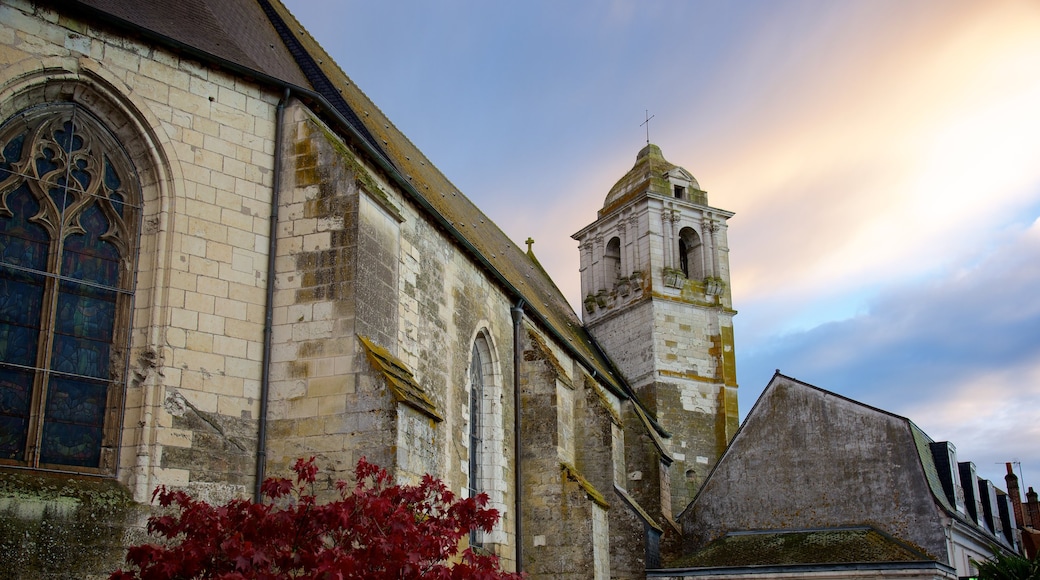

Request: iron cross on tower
left=641, top=109, right=655, bottom=145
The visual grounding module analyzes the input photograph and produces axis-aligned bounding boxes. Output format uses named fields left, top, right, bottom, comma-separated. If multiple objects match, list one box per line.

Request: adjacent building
left=659, top=373, right=1021, bottom=579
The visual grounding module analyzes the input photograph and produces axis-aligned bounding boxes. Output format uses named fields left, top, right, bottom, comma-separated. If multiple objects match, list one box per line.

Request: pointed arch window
left=0, top=104, right=140, bottom=474
left=467, top=340, right=485, bottom=547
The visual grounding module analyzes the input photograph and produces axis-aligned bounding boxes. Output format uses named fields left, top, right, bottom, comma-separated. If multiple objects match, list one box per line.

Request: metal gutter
left=254, top=87, right=289, bottom=502
left=511, top=300, right=525, bottom=571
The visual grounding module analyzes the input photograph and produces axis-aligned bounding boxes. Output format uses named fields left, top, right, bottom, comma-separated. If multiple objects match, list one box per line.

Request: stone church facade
left=0, top=1, right=738, bottom=578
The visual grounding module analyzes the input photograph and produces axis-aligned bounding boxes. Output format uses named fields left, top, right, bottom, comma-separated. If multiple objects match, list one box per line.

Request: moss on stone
left=0, top=468, right=144, bottom=579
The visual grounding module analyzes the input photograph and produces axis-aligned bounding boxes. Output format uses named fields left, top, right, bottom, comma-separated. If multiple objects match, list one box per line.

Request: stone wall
left=0, top=469, right=145, bottom=579
left=0, top=0, right=282, bottom=500
left=679, top=375, right=949, bottom=562
left=264, top=106, right=399, bottom=485
left=0, top=3, right=279, bottom=576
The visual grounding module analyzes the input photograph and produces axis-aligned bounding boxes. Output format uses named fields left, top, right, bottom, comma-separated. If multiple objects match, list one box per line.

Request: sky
left=282, top=0, right=1040, bottom=489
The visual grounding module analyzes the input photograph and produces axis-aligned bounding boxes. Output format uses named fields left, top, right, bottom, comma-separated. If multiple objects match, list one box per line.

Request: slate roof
left=66, top=0, right=311, bottom=88
left=669, top=527, right=935, bottom=568
left=57, top=0, right=641, bottom=403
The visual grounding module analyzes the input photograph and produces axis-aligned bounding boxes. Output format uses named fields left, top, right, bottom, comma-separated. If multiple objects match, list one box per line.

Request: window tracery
left=0, top=103, right=139, bottom=473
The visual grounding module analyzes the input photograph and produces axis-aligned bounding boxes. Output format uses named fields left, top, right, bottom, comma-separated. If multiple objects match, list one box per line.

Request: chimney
left=1006, top=463, right=1025, bottom=529
left=1027, top=487, right=1040, bottom=529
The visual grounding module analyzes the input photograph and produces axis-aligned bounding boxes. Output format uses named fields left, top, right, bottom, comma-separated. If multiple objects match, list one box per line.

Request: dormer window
left=674, top=185, right=685, bottom=199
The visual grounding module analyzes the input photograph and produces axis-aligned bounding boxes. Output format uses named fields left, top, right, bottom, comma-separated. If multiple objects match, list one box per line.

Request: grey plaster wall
left=680, top=375, right=948, bottom=561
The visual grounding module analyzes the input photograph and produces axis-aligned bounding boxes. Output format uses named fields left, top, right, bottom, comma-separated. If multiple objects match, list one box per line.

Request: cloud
left=738, top=216, right=1040, bottom=484
left=679, top=0, right=1040, bottom=320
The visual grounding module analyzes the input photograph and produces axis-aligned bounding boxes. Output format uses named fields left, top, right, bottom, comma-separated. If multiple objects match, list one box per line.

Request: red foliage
left=111, top=458, right=524, bottom=579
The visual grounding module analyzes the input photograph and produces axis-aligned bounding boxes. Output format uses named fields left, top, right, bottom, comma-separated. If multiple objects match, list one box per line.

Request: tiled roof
left=670, top=527, right=935, bottom=569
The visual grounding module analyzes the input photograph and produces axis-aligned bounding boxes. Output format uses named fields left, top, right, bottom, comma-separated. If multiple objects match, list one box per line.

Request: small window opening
left=605, top=237, right=622, bottom=284
left=674, top=185, right=685, bottom=199
left=678, top=239, right=689, bottom=277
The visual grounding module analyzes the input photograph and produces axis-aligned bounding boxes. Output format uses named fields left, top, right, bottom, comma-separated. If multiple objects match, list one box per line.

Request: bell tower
left=573, top=144, right=738, bottom=517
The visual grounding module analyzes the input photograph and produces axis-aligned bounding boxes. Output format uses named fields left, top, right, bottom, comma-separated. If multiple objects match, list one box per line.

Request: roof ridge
left=256, top=0, right=390, bottom=166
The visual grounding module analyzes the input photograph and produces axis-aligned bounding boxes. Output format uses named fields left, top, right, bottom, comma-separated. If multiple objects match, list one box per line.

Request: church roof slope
left=56, top=0, right=628, bottom=395
left=63, top=0, right=311, bottom=88
left=261, top=0, right=626, bottom=393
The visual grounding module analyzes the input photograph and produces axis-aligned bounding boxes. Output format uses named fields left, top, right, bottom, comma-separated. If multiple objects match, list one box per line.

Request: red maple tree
left=111, top=457, right=524, bottom=579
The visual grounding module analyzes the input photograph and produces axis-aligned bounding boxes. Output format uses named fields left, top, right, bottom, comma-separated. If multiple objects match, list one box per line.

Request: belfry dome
left=603, top=144, right=703, bottom=213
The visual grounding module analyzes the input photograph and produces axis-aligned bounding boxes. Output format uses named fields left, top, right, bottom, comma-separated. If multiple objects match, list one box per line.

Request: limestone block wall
left=0, top=0, right=279, bottom=504
left=264, top=102, right=523, bottom=562
left=265, top=106, right=399, bottom=484
left=575, top=373, right=661, bottom=579
left=587, top=300, right=656, bottom=385
left=590, top=295, right=737, bottom=516
left=0, top=3, right=280, bottom=576
left=519, top=326, right=624, bottom=579
left=118, top=43, right=276, bottom=502
left=393, top=171, right=518, bottom=559
left=623, top=401, right=668, bottom=524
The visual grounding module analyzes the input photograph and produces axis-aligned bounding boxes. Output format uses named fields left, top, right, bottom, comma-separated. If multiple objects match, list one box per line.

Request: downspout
left=255, top=87, right=290, bottom=501
left=510, top=299, right=525, bottom=571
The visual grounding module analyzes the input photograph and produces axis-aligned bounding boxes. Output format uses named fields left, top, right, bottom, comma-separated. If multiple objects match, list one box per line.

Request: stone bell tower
left=573, top=143, right=739, bottom=518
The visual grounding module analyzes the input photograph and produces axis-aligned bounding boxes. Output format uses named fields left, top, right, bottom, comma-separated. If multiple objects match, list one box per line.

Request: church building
left=0, top=0, right=738, bottom=578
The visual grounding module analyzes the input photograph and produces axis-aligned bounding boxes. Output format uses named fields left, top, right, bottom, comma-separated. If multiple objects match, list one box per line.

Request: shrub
left=111, top=457, right=523, bottom=579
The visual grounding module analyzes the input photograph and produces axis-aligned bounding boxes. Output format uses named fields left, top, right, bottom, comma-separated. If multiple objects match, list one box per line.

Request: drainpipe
left=511, top=299, right=525, bottom=571
left=255, top=88, right=290, bottom=502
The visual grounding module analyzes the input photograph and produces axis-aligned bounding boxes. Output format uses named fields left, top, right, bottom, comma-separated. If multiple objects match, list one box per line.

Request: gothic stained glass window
left=0, top=103, right=139, bottom=473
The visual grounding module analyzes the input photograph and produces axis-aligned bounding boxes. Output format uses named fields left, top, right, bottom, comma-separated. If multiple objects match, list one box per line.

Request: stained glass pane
left=55, top=285, right=116, bottom=343
left=53, top=120, right=82, bottom=155
left=35, top=145, right=59, bottom=179
left=0, top=134, right=25, bottom=181
left=63, top=204, right=121, bottom=278
left=0, top=185, right=47, bottom=368
left=49, top=179, right=73, bottom=211
left=51, top=280, right=115, bottom=378
left=50, top=333, right=110, bottom=379
left=0, top=185, right=50, bottom=269
left=39, top=375, right=106, bottom=467
left=70, top=157, right=91, bottom=192
left=110, top=192, right=125, bottom=219
left=61, top=249, right=119, bottom=286
left=104, top=156, right=122, bottom=191
left=0, top=104, right=139, bottom=472
left=0, top=306, right=41, bottom=366
left=0, top=369, right=32, bottom=460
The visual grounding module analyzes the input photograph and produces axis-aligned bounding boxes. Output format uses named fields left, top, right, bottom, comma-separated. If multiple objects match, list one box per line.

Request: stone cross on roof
left=641, top=109, right=655, bottom=145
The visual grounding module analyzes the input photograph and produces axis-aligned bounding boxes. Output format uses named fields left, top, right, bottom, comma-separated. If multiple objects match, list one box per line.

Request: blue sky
left=283, top=0, right=1040, bottom=488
